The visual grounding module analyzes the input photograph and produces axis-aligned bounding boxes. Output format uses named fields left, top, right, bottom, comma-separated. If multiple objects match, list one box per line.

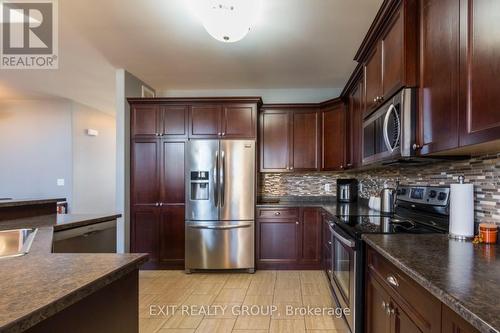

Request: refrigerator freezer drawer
left=185, top=221, right=255, bottom=270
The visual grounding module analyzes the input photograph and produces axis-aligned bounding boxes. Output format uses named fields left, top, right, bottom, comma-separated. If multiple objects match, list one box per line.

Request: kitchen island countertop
left=0, top=213, right=147, bottom=333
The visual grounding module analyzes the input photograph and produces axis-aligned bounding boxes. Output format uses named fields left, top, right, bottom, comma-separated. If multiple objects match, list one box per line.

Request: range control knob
left=429, top=190, right=437, bottom=199
left=438, top=192, right=447, bottom=201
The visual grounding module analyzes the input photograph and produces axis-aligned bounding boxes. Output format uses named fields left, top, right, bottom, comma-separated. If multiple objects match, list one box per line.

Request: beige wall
left=72, top=103, right=116, bottom=213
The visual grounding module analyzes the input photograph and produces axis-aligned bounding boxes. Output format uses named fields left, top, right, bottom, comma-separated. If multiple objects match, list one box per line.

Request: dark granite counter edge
left=362, top=236, right=497, bottom=333
left=54, top=214, right=122, bottom=232
left=3, top=254, right=148, bottom=333
left=0, top=198, right=66, bottom=208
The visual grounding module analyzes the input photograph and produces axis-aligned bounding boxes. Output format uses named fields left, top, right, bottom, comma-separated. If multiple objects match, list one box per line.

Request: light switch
left=57, top=179, right=65, bottom=186
left=324, top=184, right=331, bottom=192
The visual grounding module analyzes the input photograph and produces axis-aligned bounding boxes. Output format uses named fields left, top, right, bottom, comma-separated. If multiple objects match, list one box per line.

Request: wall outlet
left=324, top=184, right=331, bottom=192
left=57, top=179, right=65, bottom=186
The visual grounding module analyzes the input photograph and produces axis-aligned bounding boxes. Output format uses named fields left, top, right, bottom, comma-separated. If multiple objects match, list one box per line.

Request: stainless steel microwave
left=362, top=88, right=417, bottom=166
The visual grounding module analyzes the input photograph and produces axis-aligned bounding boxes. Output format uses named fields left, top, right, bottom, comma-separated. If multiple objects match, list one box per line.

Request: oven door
left=330, top=223, right=356, bottom=332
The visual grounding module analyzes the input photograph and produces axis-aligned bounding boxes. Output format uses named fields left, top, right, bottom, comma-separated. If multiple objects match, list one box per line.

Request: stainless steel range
left=325, top=185, right=450, bottom=333
left=185, top=140, right=255, bottom=273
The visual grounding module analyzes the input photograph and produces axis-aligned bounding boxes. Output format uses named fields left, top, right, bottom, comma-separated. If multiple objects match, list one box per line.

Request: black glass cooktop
left=335, top=213, right=448, bottom=238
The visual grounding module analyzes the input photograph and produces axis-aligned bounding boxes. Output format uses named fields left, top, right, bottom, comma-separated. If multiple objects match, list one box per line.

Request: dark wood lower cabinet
left=365, top=246, right=479, bottom=333
left=159, top=205, right=185, bottom=269
left=256, top=207, right=322, bottom=269
left=441, top=304, right=479, bottom=333
left=131, top=206, right=160, bottom=266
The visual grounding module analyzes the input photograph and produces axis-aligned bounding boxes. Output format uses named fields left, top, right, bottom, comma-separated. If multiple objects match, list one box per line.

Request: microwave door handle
left=214, top=150, right=219, bottom=207
left=383, top=104, right=398, bottom=153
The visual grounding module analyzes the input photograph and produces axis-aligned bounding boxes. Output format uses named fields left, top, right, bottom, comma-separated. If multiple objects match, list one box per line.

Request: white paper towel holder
left=448, top=175, right=474, bottom=241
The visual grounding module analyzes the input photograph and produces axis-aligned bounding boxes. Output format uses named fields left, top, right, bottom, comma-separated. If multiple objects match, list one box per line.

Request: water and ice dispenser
left=190, top=171, right=209, bottom=200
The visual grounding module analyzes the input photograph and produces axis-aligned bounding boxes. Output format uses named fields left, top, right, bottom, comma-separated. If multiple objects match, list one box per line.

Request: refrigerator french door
left=185, top=140, right=255, bottom=272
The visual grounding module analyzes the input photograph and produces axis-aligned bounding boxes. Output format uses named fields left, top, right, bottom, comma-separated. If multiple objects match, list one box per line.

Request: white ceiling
left=1, top=0, right=382, bottom=112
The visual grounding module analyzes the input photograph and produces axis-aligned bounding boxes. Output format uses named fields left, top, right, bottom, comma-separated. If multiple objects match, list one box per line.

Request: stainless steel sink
left=0, top=228, right=37, bottom=259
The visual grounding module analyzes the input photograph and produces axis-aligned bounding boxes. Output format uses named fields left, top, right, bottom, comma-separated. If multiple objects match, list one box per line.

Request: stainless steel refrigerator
left=185, top=140, right=255, bottom=273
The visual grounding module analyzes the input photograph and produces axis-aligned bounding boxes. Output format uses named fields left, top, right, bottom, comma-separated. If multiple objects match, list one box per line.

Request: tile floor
left=139, top=270, right=349, bottom=333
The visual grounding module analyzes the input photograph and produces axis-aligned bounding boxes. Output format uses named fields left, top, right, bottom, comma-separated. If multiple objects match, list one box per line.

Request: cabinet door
left=159, top=205, right=185, bottom=268
left=189, top=105, right=222, bottom=138
left=292, top=109, right=320, bottom=171
left=365, top=273, right=391, bottom=333
left=161, top=141, right=185, bottom=204
left=131, top=104, right=160, bottom=137
left=391, top=305, right=422, bottom=333
left=131, top=140, right=160, bottom=205
left=419, top=0, right=460, bottom=154
left=161, top=105, right=188, bottom=138
left=442, top=304, right=479, bottom=333
left=260, top=111, right=291, bottom=172
left=257, top=219, right=299, bottom=265
left=459, top=0, right=500, bottom=147
left=381, top=10, right=404, bottom=99
left=321, top=104, right=346, bottom=171
left=364, top=45, right=383, bottom=115
left=299, top=208, right=322, bottom=267
left=348, top=80, right=364, bottom=169
left=222, top=104, right=256, bottom=138
left=131, top=207, right=159, bottom=262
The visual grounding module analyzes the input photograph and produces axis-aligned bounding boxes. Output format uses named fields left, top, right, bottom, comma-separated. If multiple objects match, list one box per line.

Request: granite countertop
left=362, top=234, right=500, bottom=333
left=256, top=196, right=382, bottom=216
left=0, top=198, right=66, bottom=208
left=0, top=213, right=147, bottom=333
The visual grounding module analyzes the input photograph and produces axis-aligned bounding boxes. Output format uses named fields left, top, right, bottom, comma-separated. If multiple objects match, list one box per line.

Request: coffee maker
left=336, top=179, right=358, bottom=203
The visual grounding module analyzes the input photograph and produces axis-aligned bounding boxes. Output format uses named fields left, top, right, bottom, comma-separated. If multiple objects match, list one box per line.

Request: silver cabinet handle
left=296, top=221, right=299, bottom=225
left=412, top=143, right=421, bottom=151
left=386, top=275, right=399, bottom=287
left=381, top=301, right=387, bottom=310
left=155, top=202, right=160, bottom=207
left=159, top=202, right=164, bottom=207
left=214, top=151, right=219, bottom=208
left=274, top=212, right=281, bottom=216
left=189, top=224, right=252, bottom=230
left=328, top=241, right=332, bottom=245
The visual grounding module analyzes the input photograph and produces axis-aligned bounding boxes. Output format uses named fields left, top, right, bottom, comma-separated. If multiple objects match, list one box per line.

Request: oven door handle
left=332, top=228, right=356, bottom=248
left=383, top=104, right=400, bottom=153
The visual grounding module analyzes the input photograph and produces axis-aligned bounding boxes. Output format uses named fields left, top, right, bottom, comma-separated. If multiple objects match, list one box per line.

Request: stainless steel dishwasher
left=52, top=220, right=117, bottom=253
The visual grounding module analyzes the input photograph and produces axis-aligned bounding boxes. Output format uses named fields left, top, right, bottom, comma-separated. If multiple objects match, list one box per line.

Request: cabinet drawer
left=367, top=247, right=441, bottom=332
left=257, top=208, right=299, bottom=219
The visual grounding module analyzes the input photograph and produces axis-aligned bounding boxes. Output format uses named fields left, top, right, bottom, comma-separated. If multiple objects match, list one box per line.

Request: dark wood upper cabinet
left=347, top=80, right=364, bottom=169
left=131, top=105, right=160, bottom=137
left=223, top=104, right=256, bottom=138
left=131, top=139, right=160, bottom=205
left=364, top=45, right=383, bottom=115
left=321, top=102, right=346, bottom=171
left=459, top=0, right=500, bottom=147
left=418, top=0, right=460, bottom=155
left=360, top=0, right=418, bottom=117
left=189, top=105, right=222, bottom=138
left=291, top=109, right=320, bottom=171
left=161, top=141, right=185, bottom=204
left=161, top=105, right=188, bottom=138
left=260, top=109, right=291, bottom=172
left=381, top=11, right=404, bottom=99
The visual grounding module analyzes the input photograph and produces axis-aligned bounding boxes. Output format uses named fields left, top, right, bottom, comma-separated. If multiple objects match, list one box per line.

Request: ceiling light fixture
left=189, top=0, right=262, bottom=43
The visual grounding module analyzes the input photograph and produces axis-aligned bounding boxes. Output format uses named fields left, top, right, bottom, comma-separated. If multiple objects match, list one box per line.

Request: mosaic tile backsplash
left=258, top=153, right=500, bottom=225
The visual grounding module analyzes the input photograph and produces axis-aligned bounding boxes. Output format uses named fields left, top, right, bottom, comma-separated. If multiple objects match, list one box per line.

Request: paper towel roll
left=449, top=182, right=474, bottom=239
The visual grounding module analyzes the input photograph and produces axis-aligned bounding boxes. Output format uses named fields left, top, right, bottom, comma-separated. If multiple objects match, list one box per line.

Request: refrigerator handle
left=220, top=150, right=225, bottom=207
left=214, top=150, right=219, bottom=207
